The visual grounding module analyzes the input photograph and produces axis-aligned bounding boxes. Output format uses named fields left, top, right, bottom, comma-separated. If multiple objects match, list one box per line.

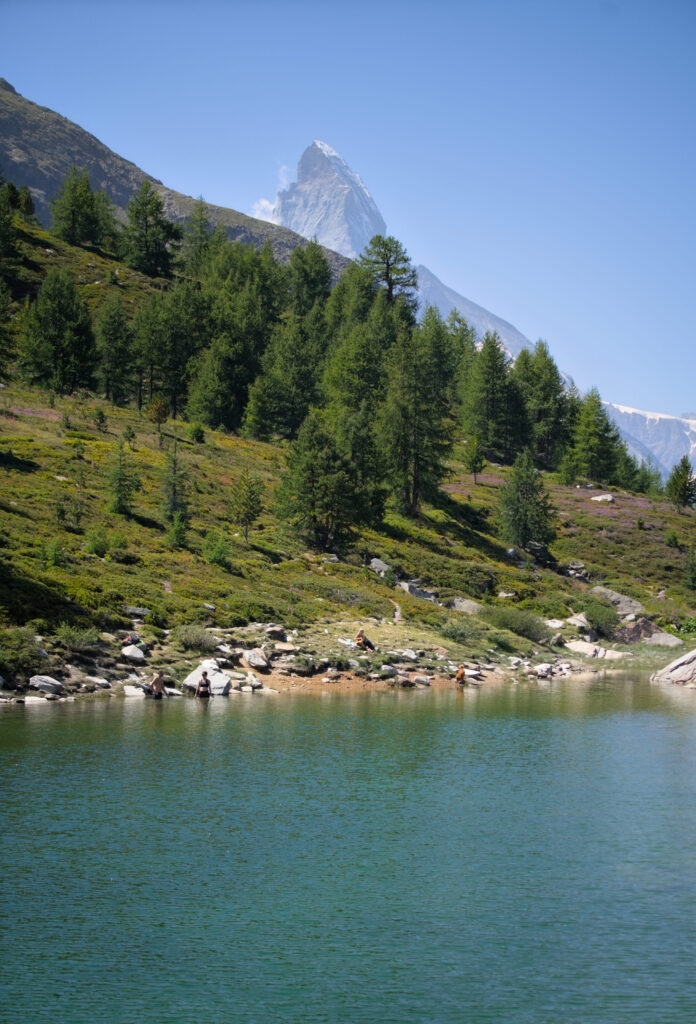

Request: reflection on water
left=2, top=677, right=696, bottom=1024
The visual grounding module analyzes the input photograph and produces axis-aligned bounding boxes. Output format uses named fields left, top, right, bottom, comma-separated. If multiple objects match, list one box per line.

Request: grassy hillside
left=2, top=217, right=696, bottom=682
left=2, top=380, right=695, bottom=656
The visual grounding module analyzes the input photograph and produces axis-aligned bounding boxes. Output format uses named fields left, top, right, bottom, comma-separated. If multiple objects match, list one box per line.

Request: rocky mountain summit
left=269, top=141, right=386, bottom=259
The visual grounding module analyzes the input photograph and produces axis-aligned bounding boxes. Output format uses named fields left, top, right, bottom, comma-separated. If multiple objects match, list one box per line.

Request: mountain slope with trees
left=1, top=172, right=695, bottom=690
left=0, top=78, right=349, bottom=278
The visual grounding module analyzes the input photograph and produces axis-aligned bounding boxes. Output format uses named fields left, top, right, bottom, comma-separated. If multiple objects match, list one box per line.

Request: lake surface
left=2, top=676, right=696, bottom=1024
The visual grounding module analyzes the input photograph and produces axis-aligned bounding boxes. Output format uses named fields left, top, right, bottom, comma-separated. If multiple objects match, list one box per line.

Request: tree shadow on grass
left=129, top=512, right=162, bottom=531
left=0, top=450, right=39, bottom=472
left=0, top=558, right=85, bottom=625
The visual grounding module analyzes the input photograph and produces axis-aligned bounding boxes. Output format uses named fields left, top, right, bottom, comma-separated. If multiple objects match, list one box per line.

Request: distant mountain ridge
left=603, top=403, right=696, bottom=479
left=0, top=79, right=349, bottom=278
left=416, top=265, right=531, bottom=360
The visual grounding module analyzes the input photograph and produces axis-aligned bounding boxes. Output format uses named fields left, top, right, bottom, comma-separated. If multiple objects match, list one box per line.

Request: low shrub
left=54, top=623, right=100, bottom=651
left=684, top=549, right=696, bottom=591
left=439, top=617, right=483, bottom=645
left=187, top=423, right=205, bottom=444
left=0, top=626, right=46, bottom=681
left=85, top=527, right=109, bottom=558
left=581, top=598, right=619, bottom=639
left=170, top=624, right=218, bottom=652
left=480, top=606, right=551, bottom=643
left=40, top=540, right=66, bottom=568
left=665, top=529, right=681, bottom=549
left=203, top=530, right=230, bottom=568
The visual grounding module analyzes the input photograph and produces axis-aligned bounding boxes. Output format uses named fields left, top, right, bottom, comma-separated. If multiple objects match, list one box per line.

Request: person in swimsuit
left=150, top=670, right=168, bottom=700
left=194, top=670, right=212, bottom=699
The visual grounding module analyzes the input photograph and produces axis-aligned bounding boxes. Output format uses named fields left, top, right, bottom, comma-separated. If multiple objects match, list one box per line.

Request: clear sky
left=2, top=0, right=695, bottom=416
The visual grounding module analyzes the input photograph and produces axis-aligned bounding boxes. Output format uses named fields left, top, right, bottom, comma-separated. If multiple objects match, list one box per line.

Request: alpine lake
left=2, top=673, right=696, bottom=1024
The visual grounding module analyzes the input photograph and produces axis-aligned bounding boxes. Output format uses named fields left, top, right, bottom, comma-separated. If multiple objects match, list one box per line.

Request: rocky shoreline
left=3, top=601, right=695, bottom=706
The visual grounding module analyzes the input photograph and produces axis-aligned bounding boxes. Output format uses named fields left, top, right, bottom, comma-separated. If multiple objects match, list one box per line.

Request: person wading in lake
left=194, top=670, right=212, bottom=699
left=150, top=669, right=168, bottom=700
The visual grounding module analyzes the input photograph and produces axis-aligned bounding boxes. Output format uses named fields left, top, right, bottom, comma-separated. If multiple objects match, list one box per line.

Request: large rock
left=589, top=586, right=645, bottom=617
left=182, top=659, right=232, bottom=695
left=644, top=632, right=684, bottom=648
left=651, top=648, right=696, bottom=685
left=121, top=644, right=146, bottom=662
left=397, top=581, right=438, bottom=603
left=370, top=558, right=390, bottom=576
left=451, top=598, right=484, bottom=615
left=123, top=684, right=146, bottom=698
left=564, top=640, right=631, bottom=660
left=28, top=675, right=64, bottom=694
left=614, top=617, right=658, bottom=643
left=245, top=648, right=270, bottom=672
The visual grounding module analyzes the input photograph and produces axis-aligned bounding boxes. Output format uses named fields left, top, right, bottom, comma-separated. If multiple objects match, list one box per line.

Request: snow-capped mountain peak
left=269, top=141, right=386, bottom=260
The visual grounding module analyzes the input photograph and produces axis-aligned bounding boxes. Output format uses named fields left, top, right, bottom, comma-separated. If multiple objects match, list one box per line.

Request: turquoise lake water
left=2, top=677, right=696, bottom=1023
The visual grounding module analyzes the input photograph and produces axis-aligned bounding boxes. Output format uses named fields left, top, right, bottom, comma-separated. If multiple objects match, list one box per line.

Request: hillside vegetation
left=1, top=179, right=696, bottom=684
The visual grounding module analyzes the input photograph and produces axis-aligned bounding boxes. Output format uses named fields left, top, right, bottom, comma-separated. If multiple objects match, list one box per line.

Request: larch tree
left=123, top=181, right=181, bottom=277
left=499, top=450, right=555, bottom=549
left=359, top=235, right=418, bottom=313
left=19, top=267, right=96, bottom=393
left=665, top=455, right=696, bottom=510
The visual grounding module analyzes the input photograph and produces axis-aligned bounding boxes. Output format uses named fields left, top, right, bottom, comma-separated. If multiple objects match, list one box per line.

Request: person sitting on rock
left=194, top=671, right=212, bottom=699
left=354, top=628, right=375, bottom=652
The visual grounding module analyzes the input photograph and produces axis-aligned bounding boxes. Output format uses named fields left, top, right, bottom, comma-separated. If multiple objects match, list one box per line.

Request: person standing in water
left=150, top=670, right=168, bottom=700
left=194, top=671, right=212, bottom=699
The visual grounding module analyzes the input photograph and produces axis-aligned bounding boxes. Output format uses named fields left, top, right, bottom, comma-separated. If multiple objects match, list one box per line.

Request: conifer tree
left=463, top=332, right=526, bottom=462
left=182, top=197, right=214, bottom=276
left=464, top=435, right=485, bottom=483
left=499, top=449, right=555, bottom=549
left=571, top=388, right=623, bottom=482
left=289, top=240, right=332, bottom=316
left=20, top=267, right=96, bottom=393
left=0, top=280, right=13, bottom=381
left=50, top=168, right=94, bottom=244
left=243, top=313, right=324, bottom=440
left=229, top=468, right=264, bottom=545
left=161, top=439, right=189, bottom=522
left=276, top=411, right=362, bottom=549
left=665, top=455, right=696, bottom=509
left=18, top=185, right=34, bottom=221
left=107, top=441, right=140, bottom=515
left=123, top=181, right=181, bottom=277
left=50, top=167, right=115, bottom=247
left=96, top=293, right=132, bottom=403
left=0, top=185, right=17, bottom=259
left=377, top=311, right=454, bottom=515
left=359, top=235, right=418, bottom=313
left=512, top=341, right=566, bottom=467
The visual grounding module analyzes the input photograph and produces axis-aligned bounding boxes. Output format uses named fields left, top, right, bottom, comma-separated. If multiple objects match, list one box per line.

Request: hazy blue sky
left=2, top=0, right=694, bottom=415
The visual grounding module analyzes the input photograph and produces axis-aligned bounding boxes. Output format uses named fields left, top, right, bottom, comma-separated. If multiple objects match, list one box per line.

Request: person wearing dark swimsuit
left=195, top=671, right=212, bottom=699
left=150, top=670, right=168, bottom=700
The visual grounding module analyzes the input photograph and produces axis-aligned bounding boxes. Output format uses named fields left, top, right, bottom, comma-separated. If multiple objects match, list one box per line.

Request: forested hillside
left=2, top=169, right=696, bottom=679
